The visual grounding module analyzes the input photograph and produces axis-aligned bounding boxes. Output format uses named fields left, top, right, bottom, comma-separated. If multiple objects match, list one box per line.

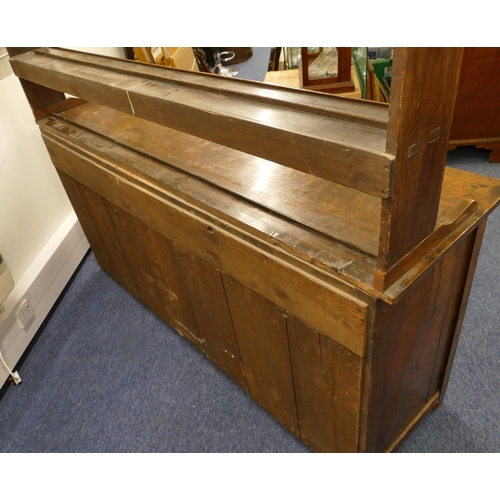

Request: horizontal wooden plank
left=39, top=111, right=382, bottom=297
left=42, top=132, right=369, bottom=356
left=10, top=48, right=394, bottom=197
left=38, top=47, right=391, bottom=127
left=52, top=103, right=382, bottom=257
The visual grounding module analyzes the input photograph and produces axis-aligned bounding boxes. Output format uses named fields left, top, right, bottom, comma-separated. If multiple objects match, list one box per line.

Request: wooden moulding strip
left=36, top=47, right=391, bottom=127
left=41, top=131, right=369, bottom=357
left=10, top=48, right=395, bottom=198
left=373, top=199, right=479, bottom=292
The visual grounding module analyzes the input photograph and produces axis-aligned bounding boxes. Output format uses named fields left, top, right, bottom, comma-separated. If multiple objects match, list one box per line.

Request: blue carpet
left=233, top=47, right=271, bottom=82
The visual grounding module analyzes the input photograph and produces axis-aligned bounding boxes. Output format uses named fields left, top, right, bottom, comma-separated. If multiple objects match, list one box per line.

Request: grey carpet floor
left=0, top=146, right=498, bottom=453
left=233, top=47, right=271, bottom=82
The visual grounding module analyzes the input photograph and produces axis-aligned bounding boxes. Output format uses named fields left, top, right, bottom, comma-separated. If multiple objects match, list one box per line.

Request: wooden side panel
left=379, top=48, right=464, bottom=269
left=426, top=235, right=474, bottom=398
left=437, top=221, right=487, bottom=400
left=222, top=274, right=299, bottom=436
left=366, top=231, right=475, bottom=452
left=173, top=245, right=247, bottom=390
left=287, top=316, right=362, bottom=452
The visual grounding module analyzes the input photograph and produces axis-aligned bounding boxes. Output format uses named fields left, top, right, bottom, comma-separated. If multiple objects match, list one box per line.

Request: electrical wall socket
left=16, top=299, right=34, bottom=329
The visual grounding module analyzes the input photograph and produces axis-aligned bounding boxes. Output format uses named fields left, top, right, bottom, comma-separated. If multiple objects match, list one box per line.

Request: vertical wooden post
left=377, top=48, right=464, bottom=275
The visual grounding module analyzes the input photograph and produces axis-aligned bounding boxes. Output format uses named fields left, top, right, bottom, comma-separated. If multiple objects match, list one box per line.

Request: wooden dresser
left=9, top=47, right=500, bottom=452
left=449, top=47, right=500, bottom=162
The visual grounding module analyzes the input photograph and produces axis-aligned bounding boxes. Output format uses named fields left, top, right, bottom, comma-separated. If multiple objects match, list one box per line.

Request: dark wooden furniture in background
left=298, top=47, right=355, bottom=94
left=449, top=47, right=500, bottom=162
left=8, top=47, right=500, bottom=452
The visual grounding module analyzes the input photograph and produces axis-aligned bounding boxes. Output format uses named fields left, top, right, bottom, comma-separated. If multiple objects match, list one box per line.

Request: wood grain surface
left=42, top=130, right=369, bottom=356
left=14, top=48, right=500, bottom=453
left=288, top=316, right=362, bottom=452
left=379, top=48, right=464, bottom=270
left=223, top=274, right=299, bottom=435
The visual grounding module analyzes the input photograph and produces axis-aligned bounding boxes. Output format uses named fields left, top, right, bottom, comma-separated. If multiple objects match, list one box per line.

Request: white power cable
left=0, top=349, right=21, bottom=384
left=0, top=52, right=9, bottom=60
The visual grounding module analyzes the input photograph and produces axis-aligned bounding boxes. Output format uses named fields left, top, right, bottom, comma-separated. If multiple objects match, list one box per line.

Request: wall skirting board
left=0, top=211, right=90, bottom=387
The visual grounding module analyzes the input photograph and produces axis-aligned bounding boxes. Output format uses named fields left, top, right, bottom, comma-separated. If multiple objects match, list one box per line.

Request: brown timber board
left=379, top=48, right=464, bottom=269
left=102, top=200, right=173, bottom=324
left=132, top=221, right=201, bottom=342
left=56, top=170, right=113, bottom=276
left=39, top=113, right=380, bottom=296
left=287, top=316, right=362, bottom=452
left=6, top=48, right=66, bottom=113
left=53, top=103, right=382, bottom=257
left=10, top=48, right=394, bottom=197
left=426, top=233, right=475, bottom=400
left=76, top=183, right=140, bottom=299
left=222, top=274, right=299, bottom=435
left=35, top=47, right=390, bottom=127
left=439, top=221, right=487, bottom=401
left=173, top=245, right=247, bottom=389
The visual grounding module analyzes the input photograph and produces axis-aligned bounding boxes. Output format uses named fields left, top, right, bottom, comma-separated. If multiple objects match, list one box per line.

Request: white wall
left=0, top=55, right=73, bottom=283
left=0, top=47, right=126, bottom=284
left=0, top=47, right=126, bottom=385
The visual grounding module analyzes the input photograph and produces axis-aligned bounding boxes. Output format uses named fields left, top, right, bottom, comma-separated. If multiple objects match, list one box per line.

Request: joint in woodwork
left=407, top=140, right=420, bottom=158
left=429, top=127, right=441, bottom=143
